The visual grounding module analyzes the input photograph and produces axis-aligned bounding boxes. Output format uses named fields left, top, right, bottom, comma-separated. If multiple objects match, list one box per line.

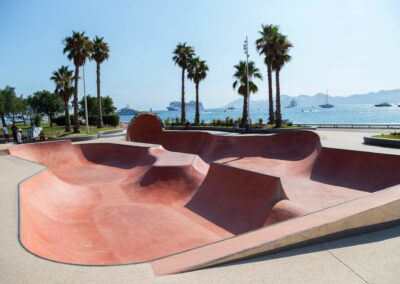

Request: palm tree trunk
left=275, top=69, right=282, bottom=128
left=195, top=82, right=200, bottom=125
left=49, top=113, right=53, bottom=127
left=64, top=100, right=71, bottom=132
left=73, top=65, right=80, bottom=133
left=242, top=93, right=248, bottom=127
left=96, top=62, right=103, bottom=128
left=267, top=64, right=275, bottom=124
left=181, top=67, right=186, bottom=125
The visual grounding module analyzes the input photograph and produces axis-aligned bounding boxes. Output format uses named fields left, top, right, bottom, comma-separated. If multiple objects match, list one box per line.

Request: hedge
left=53, top=115, right=74, bottom=126
left=55, top=114, right=119, bottom=127
left=88, top=114, right=120, bottom=127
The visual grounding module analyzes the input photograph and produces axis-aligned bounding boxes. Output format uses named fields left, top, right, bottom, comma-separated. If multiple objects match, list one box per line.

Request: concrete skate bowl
left=9, top=139, right=298, bottom=266
left=6, top=113, right=400, bottom=274
left=126, top=113, right=400, bottom=274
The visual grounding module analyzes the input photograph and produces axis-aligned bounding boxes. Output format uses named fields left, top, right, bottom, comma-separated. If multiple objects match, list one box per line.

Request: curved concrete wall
left=7, top=113, right=400, bottom=268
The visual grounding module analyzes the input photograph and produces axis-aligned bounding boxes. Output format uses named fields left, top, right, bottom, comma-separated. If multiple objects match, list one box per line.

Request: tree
left=90, top=36, right=110, bottom=128
left=13, top=95, right=28, bottom=125
left=79, top=95, right=116, bottom=116
left=187, top=56, right=209, bottom=125
left=63, top=31, right=93, bottom=133
left=232, top=61, right=262, bottom=126
left=256, top=24, right=280, bottom=125
left=172, top=42, right=195, bottom=124
left=27, top=91, right=63, bottom=127
left=50, top=66, right=75, bottom=132
left=271, top=34, right=292, bottom=128
left=0, top=86, right=20, bottom=126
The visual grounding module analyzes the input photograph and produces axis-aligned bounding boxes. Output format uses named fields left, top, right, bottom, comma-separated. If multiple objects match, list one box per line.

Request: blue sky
left=0, top=0, right=399, bottom=110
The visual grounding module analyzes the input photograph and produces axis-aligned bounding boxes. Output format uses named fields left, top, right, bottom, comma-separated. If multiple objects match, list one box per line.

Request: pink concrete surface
left=7, top=113, right=400, bottom=269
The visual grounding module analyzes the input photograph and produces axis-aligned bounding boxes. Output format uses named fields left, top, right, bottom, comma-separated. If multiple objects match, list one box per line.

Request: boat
left=319, top=93, right=334, bottom=108
left=116, top=105, right=139, bottom=115
left=374, top=102, right=392, bottom=107
left=285, top=99, right=298, bottom=108
left=227, top=106, right=235, bottom=111
left=166, top=101, right=204, bottom=111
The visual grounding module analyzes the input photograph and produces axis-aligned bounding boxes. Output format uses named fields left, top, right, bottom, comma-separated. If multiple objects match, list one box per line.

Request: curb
left=364, top=136, right=400, bottom=148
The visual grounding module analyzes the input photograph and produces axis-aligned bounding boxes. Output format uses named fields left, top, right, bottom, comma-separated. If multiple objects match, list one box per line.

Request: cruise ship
left=166, top=101, right=204, bottom=111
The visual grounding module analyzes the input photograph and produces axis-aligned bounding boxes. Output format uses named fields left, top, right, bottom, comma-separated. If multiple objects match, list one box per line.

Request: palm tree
left=187, top=57, right=209, bottom=125
left=50, top=66, right=74, bottom=132
left=172, top=42, right=195, bottom=124
left=232, top=61, right=262, bottom=126
left=90, top=36, right=110, bottom=128
left=255, top=24, right=280, bottom=125
left=271, top=34, right=293, bottom=128
left=63, top=31, right=93, bottom=133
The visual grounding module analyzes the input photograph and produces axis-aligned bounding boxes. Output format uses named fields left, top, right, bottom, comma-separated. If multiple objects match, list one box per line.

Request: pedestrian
left=185, top=121, right=190, bottom=130
left=11, top=124, right=18, bottom=141
left=16, top=129, right=23, bottom=144
left=39, top=130, right=46, bottom=141
left=3, top=125, right=9, bottom=143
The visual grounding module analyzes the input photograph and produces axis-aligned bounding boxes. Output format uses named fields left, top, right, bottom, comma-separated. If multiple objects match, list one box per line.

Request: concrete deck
left=1, top=129, right=400, bottom=283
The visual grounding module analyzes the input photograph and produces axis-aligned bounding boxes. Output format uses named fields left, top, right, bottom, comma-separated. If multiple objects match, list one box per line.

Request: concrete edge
left=151, top=185, right=400, bottom=275
left=363, top=135, right=400, bottom=148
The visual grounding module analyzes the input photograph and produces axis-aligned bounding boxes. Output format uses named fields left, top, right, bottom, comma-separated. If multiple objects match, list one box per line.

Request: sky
left=0, top=0, right=399, bottom=110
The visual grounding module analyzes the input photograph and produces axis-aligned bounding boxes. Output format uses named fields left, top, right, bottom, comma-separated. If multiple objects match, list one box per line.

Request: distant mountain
left=219, top=89, right=400, bottom=109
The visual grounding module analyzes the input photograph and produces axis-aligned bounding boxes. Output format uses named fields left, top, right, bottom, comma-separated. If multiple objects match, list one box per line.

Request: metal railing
left=294, top=123, right=400, bottom=129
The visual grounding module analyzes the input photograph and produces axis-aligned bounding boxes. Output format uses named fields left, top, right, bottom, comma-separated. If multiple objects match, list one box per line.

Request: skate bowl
left=7, top=113, right=400, bottom=275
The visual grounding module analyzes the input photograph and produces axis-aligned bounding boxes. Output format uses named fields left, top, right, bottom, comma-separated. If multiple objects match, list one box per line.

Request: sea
left=119, top=104, right=400, bottom=125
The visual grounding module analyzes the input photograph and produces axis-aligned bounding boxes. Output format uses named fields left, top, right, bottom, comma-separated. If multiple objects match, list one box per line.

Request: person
left=39, top=130, right=46, bottom=141
left=16, top=129, right=23, bottom=144
left=3, top=125, right=9, bottom=143
left=244, top=123, right=250, bottom=133
left=185, top=121, right=190, bottom=130
left=11, top=124, right=18, bottom=142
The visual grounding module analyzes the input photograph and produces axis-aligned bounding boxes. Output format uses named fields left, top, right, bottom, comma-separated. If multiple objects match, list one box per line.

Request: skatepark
left=1, top=113, right=398, bottom=281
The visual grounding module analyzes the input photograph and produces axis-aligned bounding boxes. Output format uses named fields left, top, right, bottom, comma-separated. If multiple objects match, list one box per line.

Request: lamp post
left=82, top=64, right=90, bottom=134
left=243, top=36, right=250, bottom=125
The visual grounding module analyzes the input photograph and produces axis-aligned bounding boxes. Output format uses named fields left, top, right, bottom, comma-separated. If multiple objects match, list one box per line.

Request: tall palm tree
left=63, top=31, right=93, bottom=133
left=50, top=66, right=74, bottom=132
left=90, top=36, right=110, bottom=128
left=187, top=57, right=209, bottom=125
left=255, top=24, right=280, bottom=125
left=232, top=61, right=262, bottom=126
left=172, top=42, right=195, bottom=124
left=271, top=34, right=292, bottom=128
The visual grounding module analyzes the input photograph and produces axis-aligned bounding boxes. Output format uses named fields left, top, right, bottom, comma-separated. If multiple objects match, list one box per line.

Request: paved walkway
left=0, top=130, right=399, bottom=283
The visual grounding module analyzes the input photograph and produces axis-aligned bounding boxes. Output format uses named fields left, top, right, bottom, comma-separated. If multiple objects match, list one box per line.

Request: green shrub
left=258, top=118, right=263, bottom=128
left=86, top=114, right=119, bottom=127
left=103, top=114, right=120, bottom=127
left=33, top=114, right=42, bottom=126
left=200, top=119, right=205, bottom=126
left=225, top=116, right=234, bottom=127
left=88, top=115, right=98, bottom=126
left=53, top=115, right=74, bottom=126
left=235, top=117, right=242, bottom=126
left=164, top=117, right=171, bottom=126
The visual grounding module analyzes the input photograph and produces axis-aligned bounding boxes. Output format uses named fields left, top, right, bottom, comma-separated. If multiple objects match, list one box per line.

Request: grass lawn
left=15, top=123, right=119, bottom=138
left=373, top=134, right=400, bottom=140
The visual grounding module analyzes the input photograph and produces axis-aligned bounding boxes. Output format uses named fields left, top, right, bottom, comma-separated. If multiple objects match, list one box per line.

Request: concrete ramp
left=186, top=163, right=287, bottom=234
left=152, top=185, right=400, bottom=275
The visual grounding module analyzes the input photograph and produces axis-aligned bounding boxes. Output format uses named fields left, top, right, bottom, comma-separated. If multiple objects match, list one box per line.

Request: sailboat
left=319, top=91, right=334, bottom=108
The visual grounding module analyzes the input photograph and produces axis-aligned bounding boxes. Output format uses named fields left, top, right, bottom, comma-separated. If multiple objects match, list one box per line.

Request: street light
left=82, top=63, right=90, bottom=134
left=243, top=36, right=250, bottom=125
